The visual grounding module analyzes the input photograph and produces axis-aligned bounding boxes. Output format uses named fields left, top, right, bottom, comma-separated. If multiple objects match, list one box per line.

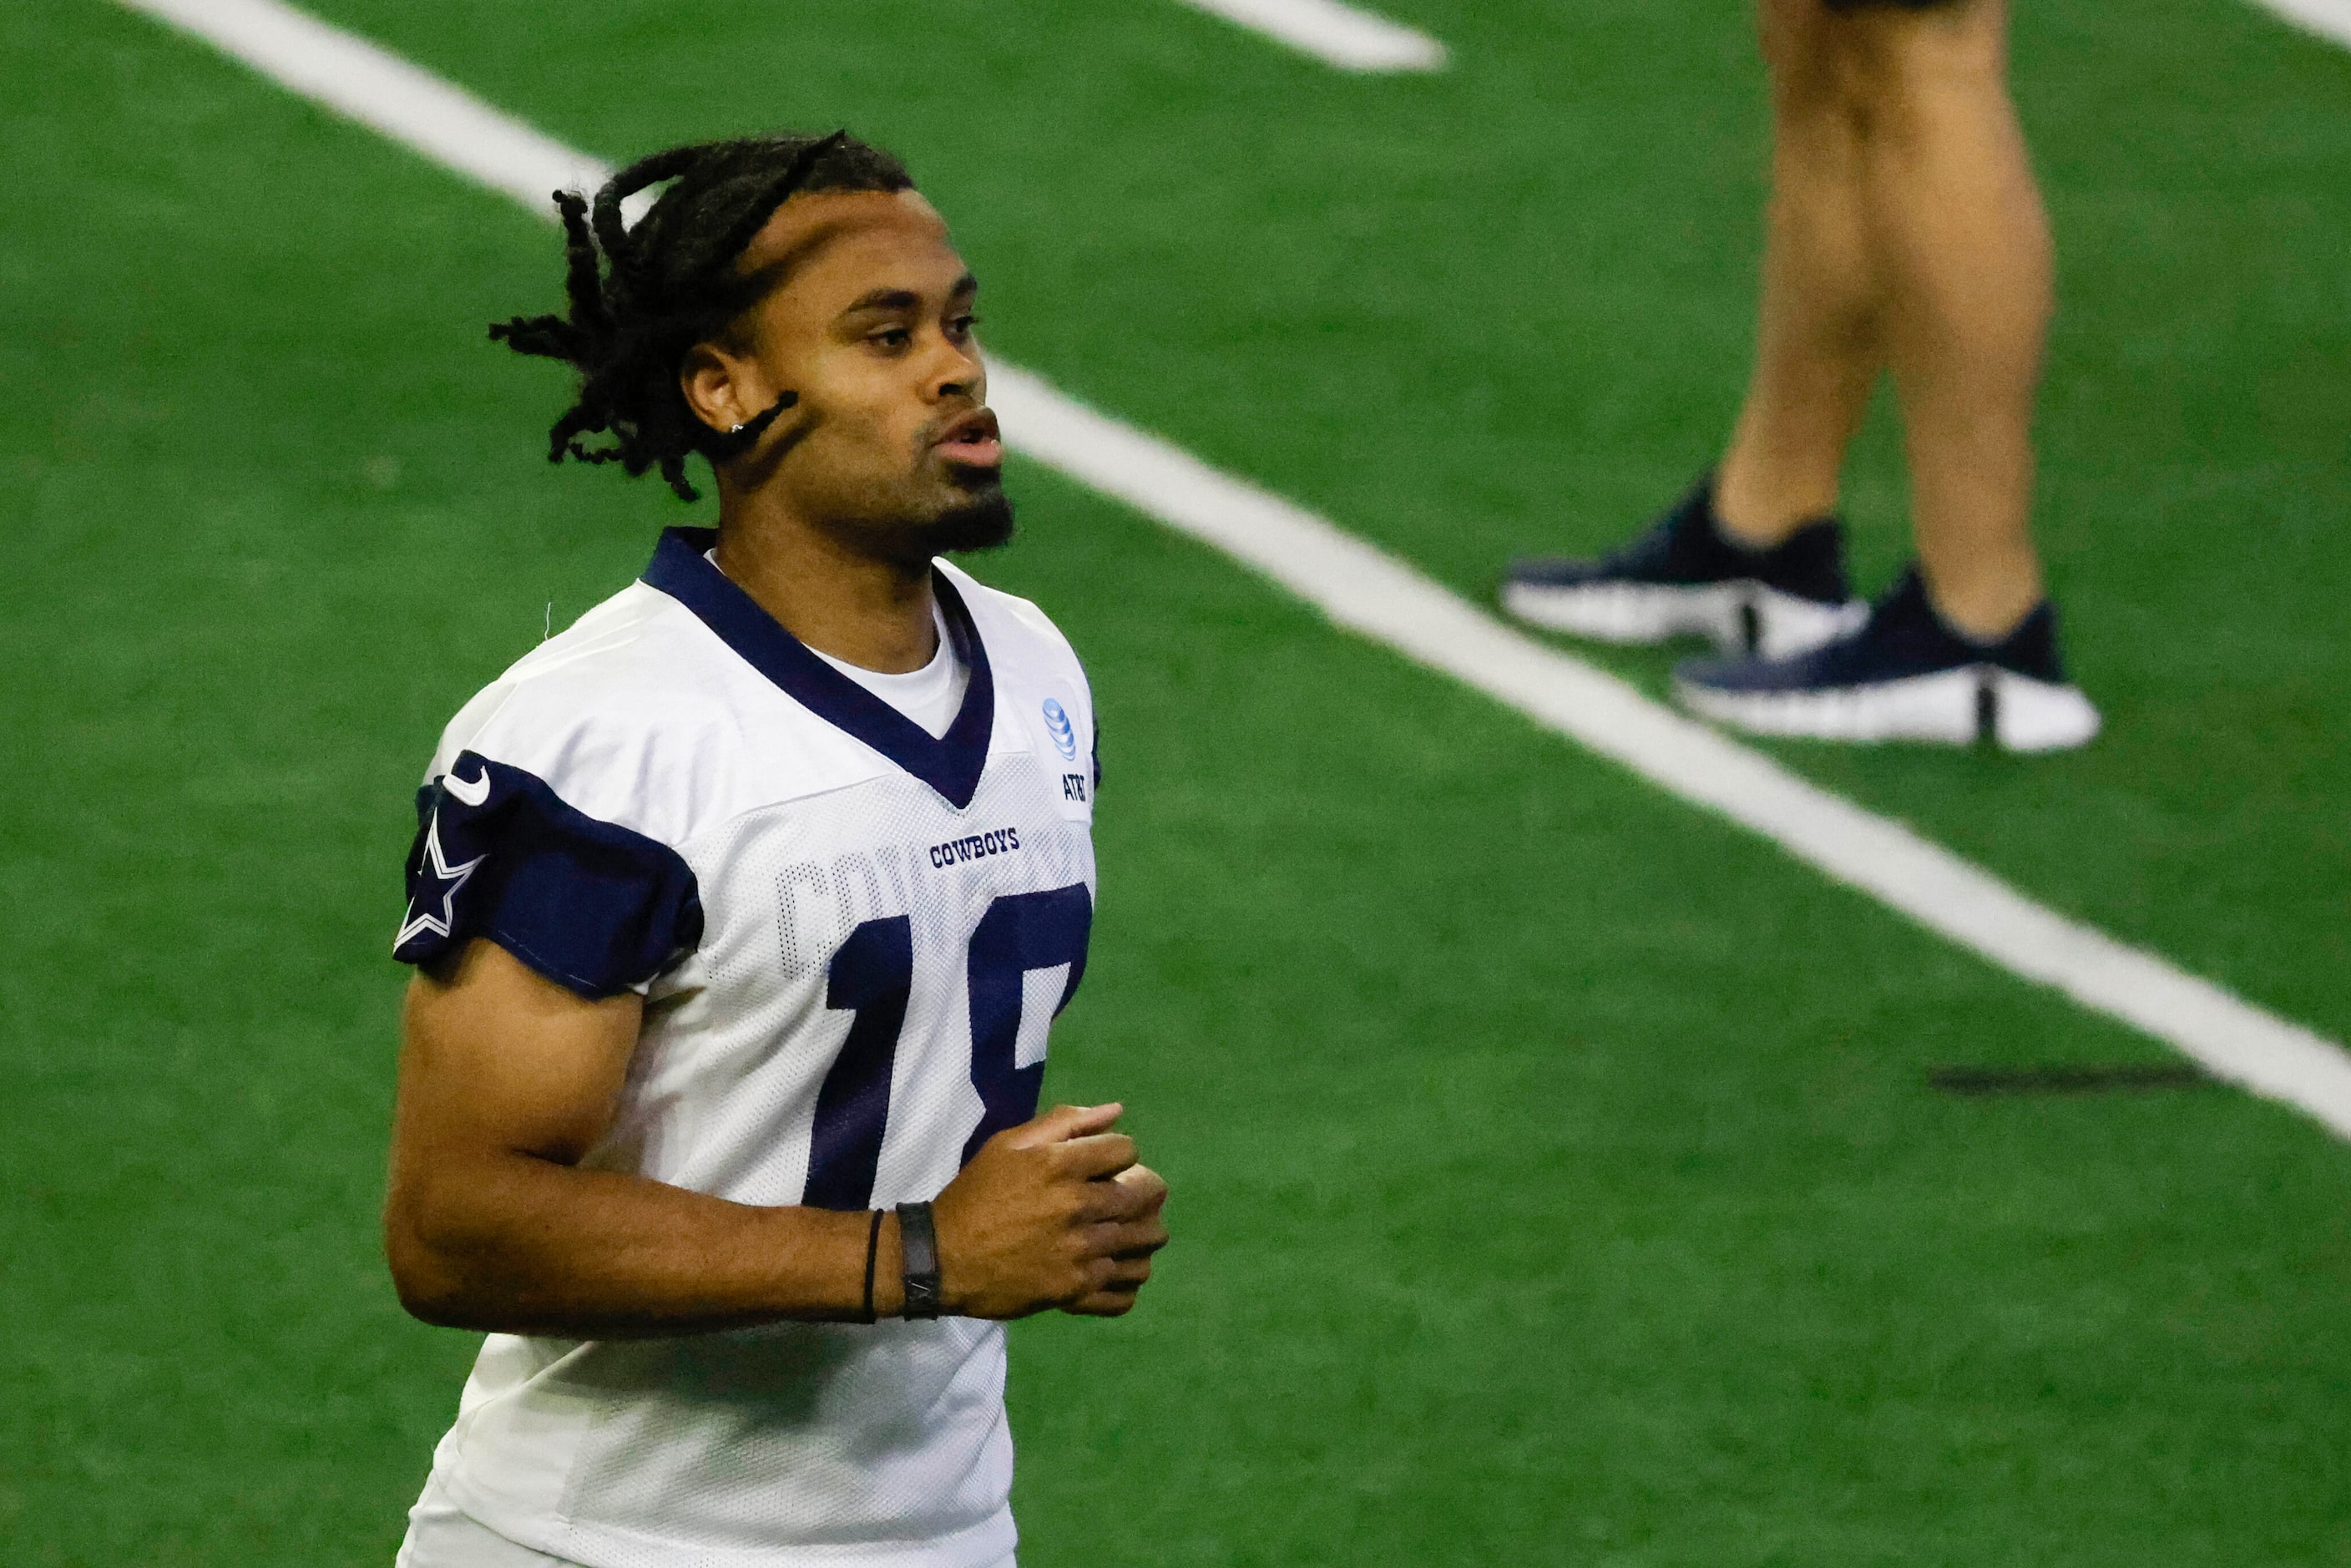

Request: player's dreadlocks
left=491, top=131, right=915, bottom=502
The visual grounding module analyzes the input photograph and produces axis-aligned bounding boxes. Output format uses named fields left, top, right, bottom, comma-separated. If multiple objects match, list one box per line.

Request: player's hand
left=1059, top=1161, right=1169, bottom=1318
left=931, top=1103, right=1169, bottom=1320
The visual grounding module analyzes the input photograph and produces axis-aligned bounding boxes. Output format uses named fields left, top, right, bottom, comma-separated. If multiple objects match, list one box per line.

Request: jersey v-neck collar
left=642, top=526, right=996, bottom=811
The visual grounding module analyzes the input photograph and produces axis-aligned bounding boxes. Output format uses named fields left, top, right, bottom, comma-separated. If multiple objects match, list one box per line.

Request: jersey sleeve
left=392, top=750, right=704, bottom=999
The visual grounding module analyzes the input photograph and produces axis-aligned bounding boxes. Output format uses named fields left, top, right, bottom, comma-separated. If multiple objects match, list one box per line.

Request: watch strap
left=897, top=1201, right=942, bottom=1320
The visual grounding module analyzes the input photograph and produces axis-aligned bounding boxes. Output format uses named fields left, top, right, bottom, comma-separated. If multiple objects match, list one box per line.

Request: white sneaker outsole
left=1500, top=579, right=1867, bottom=659
left=1674, top=665, right=2103, bottom=753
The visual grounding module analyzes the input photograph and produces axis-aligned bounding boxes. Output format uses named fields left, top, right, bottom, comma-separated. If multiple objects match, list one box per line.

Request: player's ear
left=680, top=341, right=765, bottom=437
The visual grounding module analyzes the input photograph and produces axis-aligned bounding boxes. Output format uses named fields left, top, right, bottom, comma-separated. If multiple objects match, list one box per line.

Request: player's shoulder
left=940, top=560, right=1097, bottom=792
left=938, top=559, right=1086, bottom=694
left=427, top=579, right=749, bottom=847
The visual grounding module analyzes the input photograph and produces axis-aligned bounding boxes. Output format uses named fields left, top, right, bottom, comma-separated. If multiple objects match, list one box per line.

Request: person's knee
left=1826, top=1, right=2010, bottom=143
left=1759, top=0, right=1857, bottom=126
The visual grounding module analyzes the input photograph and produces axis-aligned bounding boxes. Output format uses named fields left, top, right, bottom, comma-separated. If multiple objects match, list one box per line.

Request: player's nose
left=928, top=335, right=985, bottom=404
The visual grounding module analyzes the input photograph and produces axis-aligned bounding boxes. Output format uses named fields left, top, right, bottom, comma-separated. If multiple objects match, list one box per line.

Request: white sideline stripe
left=992, top=373, right=2351, bottom=1138
left=2251, top=0, right=2351, bottom=49
left=110, top=0, right=2351, bottom=1141
left=119, top=0, right=607, bottom=213
left=1170, top=0, right=1446, bottom=72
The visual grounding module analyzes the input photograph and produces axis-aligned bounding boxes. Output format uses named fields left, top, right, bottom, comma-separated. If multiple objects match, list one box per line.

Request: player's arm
left=384, top=938, right=1169, bottom=1336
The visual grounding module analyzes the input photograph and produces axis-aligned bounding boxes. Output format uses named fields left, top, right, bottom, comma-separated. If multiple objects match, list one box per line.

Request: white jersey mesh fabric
left=406, top=552, right=1096, bottom=1568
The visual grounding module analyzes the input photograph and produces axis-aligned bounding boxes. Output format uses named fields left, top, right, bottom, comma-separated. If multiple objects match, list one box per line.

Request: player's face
left=712, top=189, right=1008, bottom=562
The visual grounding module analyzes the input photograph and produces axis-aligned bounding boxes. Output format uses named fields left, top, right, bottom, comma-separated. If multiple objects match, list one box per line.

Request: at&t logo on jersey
left=1041, top=698, right=1078, bottom=760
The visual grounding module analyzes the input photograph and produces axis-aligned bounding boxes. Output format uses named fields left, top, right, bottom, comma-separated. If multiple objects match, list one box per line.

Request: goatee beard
left=822, top=490, right=1018, bottom=567
left=922, top=491, right=1017, bottom=555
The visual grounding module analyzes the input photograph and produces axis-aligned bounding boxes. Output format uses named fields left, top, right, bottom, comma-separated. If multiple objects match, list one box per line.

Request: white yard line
left=113, top=0, right=2351, bottom=1140
left=1168, top=0, right=1445, bottom=72
left=992, top=373, right=2351, bottom=1136
left=117, top=0, right=604, bottom=211
left=2251, top=0, right=2351, bottom=49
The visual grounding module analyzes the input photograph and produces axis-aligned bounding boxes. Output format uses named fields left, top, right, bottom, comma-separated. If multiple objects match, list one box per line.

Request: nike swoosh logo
left=442, top=766, right=491, bottom=807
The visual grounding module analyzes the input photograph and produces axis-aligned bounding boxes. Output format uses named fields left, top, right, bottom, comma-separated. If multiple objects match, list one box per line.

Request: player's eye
left=869, top=327, right=913, bottom=351
left=947, top=314, right=980, bottom=340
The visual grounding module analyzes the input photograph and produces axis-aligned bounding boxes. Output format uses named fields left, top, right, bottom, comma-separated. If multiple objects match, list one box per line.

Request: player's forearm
left=386, top=1154, right=904, bottom=1337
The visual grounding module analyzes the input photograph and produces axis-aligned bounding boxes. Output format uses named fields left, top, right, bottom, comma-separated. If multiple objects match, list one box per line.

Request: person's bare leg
left=1713, top=0, right=1886, bottom=549
left=1838, top=0, right=2051, bottom=639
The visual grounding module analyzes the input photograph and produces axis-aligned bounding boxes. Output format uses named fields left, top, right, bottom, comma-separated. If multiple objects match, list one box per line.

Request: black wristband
left=897, top=1201, right=942, bottom=1321
left=860, top=1209, right=885, bottom=1324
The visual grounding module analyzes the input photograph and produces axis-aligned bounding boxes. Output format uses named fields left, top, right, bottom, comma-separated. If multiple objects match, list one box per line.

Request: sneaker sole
left=1674, top=665, right=2103, bottom=753
left=1500, top=579, right=1865, bottom=659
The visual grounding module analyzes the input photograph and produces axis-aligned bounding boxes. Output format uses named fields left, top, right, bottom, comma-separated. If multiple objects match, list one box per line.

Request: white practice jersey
left=392, top=527, right=1100, bottom=1568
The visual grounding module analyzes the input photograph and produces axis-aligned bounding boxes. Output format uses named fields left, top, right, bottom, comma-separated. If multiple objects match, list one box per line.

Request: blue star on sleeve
left=390, top=751, right=705, bottom=999
left=393, top=807, right=486, bottom=953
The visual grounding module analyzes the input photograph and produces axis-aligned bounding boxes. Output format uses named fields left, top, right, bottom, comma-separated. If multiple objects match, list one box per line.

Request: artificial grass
left=4, top=1, right=2347, bottom=1562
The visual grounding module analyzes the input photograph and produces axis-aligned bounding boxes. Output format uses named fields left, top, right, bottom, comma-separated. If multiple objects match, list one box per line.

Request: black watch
left=897, top=1201, right=942, bottom=1320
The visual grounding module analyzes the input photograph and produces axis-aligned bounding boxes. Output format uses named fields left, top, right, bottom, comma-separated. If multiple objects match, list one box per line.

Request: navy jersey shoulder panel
left=392, top=751, right=704, bottom=1000
left=640, top=527, right=995, bottom=809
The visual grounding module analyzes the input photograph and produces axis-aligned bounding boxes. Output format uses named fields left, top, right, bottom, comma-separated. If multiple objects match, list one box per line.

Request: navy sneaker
left=1673, top=567, right=2101, bottom=752
left=1500, top=474, right=1867, bottom=658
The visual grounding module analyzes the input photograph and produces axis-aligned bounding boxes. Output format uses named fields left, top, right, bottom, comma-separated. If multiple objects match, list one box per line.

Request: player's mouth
left=930, top=408, right=1003, bottom=470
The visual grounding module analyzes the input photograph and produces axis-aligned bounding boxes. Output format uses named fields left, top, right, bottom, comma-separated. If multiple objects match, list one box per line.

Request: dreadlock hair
left=490, top=131, right=916, bottom=502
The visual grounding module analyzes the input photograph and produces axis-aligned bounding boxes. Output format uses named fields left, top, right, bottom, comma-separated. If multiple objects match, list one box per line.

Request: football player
left=1503, top=0, right=2100, bottom=751
left=383, top=132, right=1166, bottom=1568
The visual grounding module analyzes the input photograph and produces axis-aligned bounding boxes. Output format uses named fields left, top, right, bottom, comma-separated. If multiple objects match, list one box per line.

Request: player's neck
left=712, top=509, right=939, bottom=676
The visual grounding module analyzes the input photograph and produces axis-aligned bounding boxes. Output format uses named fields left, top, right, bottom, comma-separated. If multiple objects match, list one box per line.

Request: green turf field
left=5, top=1, right=2349, bottom=1561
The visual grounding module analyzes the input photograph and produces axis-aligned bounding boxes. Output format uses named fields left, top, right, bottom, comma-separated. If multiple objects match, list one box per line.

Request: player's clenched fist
left=931, top=1103, right=1170, bottom=1320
